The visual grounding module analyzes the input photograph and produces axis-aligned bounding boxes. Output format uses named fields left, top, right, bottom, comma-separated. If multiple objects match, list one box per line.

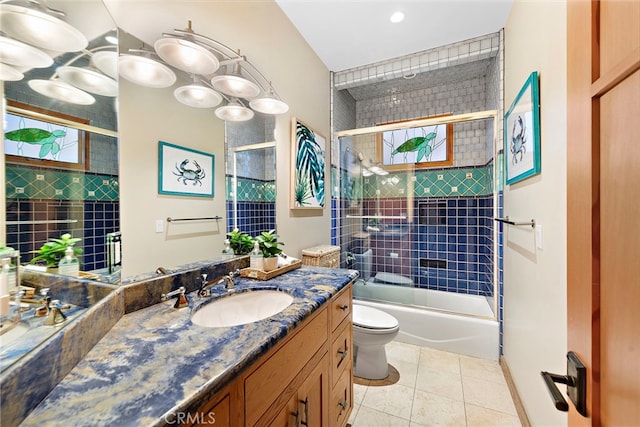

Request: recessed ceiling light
left=390, top=11, right=405, bottom=23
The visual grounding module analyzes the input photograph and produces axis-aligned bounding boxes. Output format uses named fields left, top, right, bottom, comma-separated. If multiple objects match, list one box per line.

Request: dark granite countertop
left=20, top=266, right=357, bottom=426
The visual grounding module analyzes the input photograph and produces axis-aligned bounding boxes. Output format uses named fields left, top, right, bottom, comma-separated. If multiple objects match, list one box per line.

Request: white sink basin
left=191, top=290, right=294, bottom=328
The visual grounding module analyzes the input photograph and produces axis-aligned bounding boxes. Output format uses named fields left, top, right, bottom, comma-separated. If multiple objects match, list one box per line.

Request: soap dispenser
left=250, top=241, right=263, bottom=270
left=222, top=239, right=235, bottom=258
left=58, top=246, right=79, bottom=277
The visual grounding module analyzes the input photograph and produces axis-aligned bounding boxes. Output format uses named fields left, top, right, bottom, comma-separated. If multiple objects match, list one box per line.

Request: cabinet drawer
left=245, top=308, right=328, bottom=426
left=329, top=367, right=353, bottom=427
left=330, top=285, right=352, bottom=332
left=330, top=320, right=352, bottom=387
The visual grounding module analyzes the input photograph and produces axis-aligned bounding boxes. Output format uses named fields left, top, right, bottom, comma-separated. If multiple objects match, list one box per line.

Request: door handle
left=541, top=351, right=587, bottom=417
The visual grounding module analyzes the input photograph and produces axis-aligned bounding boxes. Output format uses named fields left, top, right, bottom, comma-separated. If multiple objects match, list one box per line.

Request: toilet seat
left=353, top=304, right=399, bottom=330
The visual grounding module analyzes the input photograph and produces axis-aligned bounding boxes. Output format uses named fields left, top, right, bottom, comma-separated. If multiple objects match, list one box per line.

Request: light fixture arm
left=167, top=22, right=283, bottom=100
left=49, top=45, right=117, bottom=79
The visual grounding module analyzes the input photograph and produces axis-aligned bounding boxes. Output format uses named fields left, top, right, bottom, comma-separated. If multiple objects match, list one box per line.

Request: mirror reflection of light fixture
left=0, top=2, right=88, bottom=52
left=215, top=99, right=254, bottom=122
left=174, top=82, right=223, bottom=108
left=28, top=79, right=96, bottom=105
left=119, top=20, right=288, bottom=121
left=0, top=35, right=53, bottom=68
left=118, top=53, right=177, bottom=88
left=0, top=63, right=24, bottom=81
left=92, top=51, right=118, bottom=79
left=57, top=66, right=118, bottom=97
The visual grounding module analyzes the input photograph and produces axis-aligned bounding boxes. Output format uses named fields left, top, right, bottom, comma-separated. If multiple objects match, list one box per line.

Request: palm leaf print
left=295, top=122, right=325, bottom=206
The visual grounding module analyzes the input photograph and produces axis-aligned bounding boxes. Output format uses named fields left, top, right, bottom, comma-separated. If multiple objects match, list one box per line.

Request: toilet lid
left=374, top=272, right=413, bottom=286
left=353, top=304, right=399, bottom=329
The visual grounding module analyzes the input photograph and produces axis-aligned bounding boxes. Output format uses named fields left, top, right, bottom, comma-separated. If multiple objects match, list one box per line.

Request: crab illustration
left=173, top=159, right=205, bottom=186
left=510, top=115, right=527, bottom=164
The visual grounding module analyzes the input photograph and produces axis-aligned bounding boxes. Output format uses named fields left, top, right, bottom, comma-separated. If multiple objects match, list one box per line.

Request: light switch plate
left=155, top=219, right=164, bottom=233
left=535, top=224, right=543, bottom=249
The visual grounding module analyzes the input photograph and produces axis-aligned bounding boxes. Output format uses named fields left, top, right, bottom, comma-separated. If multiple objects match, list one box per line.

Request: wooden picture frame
left=291, top=118, right=326, bottom=209
left=158, top=141, right=214, bottom=198
left=3, top=100, right=89, bottom=171
left=504, top=71, right=541, bottom=185
left=376, top=114, right=454, bottom=171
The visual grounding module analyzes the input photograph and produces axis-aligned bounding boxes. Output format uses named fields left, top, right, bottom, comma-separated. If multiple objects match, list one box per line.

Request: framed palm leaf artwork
left=291, top=118, right=325, bottom=209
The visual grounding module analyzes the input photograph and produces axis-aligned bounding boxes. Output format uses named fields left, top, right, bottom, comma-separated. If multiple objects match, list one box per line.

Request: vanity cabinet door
left=192, top=393, right=230, bottom=426
left=269, top=353, right=329, bottom=427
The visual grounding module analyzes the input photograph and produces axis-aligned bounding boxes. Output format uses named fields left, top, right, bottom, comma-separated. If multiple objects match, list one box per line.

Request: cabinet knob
left=338, top=398, right=348, bottom=415
left=338, top=304, right=349, bottom=311
left=337, top=348, right=349, bottom=363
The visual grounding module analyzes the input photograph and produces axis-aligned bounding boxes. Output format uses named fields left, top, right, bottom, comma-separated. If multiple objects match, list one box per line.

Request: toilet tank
left=353, top=249, right=373, bottom=280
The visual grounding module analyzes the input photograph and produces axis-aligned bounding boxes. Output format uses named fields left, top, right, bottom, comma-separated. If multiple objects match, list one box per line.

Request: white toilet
left=352, top=303, right=400, bottom=379
left=351, top=249, right=409, bottom=380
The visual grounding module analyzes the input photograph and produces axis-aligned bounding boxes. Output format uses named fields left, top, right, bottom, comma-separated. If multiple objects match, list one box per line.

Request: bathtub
left=353, top=280, right=499, bottom=360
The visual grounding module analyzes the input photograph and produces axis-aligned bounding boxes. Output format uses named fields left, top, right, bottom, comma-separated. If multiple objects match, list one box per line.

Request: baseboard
left=500, top=355, right=531, bottom=427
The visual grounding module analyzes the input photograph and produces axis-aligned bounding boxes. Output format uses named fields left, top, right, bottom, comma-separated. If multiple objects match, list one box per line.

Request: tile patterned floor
left=349, top=341, right=522, bottom=427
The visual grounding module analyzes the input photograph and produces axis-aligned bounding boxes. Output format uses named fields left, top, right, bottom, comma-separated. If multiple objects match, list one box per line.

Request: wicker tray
left=240, top=259, right=302, bottom=280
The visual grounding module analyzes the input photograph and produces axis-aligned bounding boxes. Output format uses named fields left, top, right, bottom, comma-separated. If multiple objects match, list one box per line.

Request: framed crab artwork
left=504, top=71, right=541, bottom=185
left=158, top=141, right=214, bottom=197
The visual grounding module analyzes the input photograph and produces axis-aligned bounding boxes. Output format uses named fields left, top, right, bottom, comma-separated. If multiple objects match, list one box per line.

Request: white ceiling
left=275, top=0, right=512, bottom=72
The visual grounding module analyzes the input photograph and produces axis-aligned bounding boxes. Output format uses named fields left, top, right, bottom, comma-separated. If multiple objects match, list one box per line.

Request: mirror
left=2, top=0, right=119, bottom=280
left=225, top=116, right=277, bottom=236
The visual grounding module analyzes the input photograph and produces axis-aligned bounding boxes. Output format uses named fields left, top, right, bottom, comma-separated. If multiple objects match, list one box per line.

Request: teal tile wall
left=225, top=176, right=276, bottom=202
left=5, top=165, right=118, bottom=201
left=332, top=163, right=493, bottom=201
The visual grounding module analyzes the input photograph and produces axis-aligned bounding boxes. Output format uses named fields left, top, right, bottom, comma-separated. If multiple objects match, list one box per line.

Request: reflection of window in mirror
left=225, top=116, right=276, bottom=236
left=3, top=27, right=119, bottom=275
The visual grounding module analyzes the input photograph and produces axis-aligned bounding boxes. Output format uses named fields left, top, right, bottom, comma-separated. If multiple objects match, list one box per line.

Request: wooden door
left=567, top=0, right=640, bottom=425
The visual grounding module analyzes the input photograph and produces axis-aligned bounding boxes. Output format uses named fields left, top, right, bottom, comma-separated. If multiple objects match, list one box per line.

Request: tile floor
left=349, top=341, right=522, bottom=427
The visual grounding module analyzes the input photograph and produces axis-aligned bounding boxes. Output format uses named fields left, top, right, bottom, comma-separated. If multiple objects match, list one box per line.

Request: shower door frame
left=336, top=109, right=500, bottom=320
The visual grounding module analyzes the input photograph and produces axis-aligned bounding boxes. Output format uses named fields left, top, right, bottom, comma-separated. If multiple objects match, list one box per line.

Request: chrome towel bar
left=166, top=216, right=223, bottom=223
left=494, top=217, right=535, bottom=228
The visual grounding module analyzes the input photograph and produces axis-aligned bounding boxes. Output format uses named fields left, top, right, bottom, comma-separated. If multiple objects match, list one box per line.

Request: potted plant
left=227, top=228, right=254, bottom=255
left=29, top=233, right=83, bottom=269
left=255, top=230, right=284, bottom=271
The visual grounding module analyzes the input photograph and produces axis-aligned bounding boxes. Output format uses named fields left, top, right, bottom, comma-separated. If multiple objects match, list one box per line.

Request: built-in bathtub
left=353, top=280, right=499, bottom=360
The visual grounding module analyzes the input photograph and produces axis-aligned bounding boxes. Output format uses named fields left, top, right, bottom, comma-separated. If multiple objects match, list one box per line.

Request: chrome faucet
left=198, top=269, right=240, bottom=297
left=44, top=299, right=68, bottom=325
left=161, top=286, right=188, bottom=308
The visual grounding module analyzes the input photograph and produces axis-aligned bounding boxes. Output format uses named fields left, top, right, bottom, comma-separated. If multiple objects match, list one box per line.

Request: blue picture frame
left=158, top=141, right=214, bottom=197
left=504, top=71, right=541, bottom=185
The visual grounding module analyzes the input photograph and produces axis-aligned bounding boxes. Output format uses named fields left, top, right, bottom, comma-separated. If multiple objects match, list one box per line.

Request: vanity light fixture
left=0, top=2, right=88, bottom=53
left=118, top=52, right=177, bottom=88
left=91, top=51, right=118, bottom=79
left=119, top=20, right=289, bottom=121
left=56, top=65, right=118, bottom=97
left=215, top=99, right=254, bottom=122
left=174, top=81, right=223, bottom=108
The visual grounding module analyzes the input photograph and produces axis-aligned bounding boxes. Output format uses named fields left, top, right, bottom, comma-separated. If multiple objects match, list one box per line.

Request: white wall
left=108, top=1, right=330, bottom=276
left=503, top=1, right=568, bottom=425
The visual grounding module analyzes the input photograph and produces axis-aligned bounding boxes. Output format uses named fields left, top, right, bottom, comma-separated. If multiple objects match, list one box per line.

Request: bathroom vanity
left=13, top=263, right=356, bottom=426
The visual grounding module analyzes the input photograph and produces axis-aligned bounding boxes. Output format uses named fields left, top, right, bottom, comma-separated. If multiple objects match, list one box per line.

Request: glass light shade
left=28, top=79, right=95, bottom=105
left=362, top=169, right=373, bottom=177
left=369, top=165, right=388, bottom=176
left=118, top=54, right=177, bottom=88
left=249, top=96, right=289, bottom=115
left=174, top=84, right=222, bottom=108
left=0, top=63, right=24, bottom=81
left=57, top=66, right=118, bottom=97
left=215, top=102, right=254, bottom=121
left=211, top=74, right=260, bottom=99
left=154, top=37, right=219, bottom=75
left=0, top=36, right=53, bottom=68
left=0, top=4, right=88, bottom=52
left=92, top=51, right=118, bottom=79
